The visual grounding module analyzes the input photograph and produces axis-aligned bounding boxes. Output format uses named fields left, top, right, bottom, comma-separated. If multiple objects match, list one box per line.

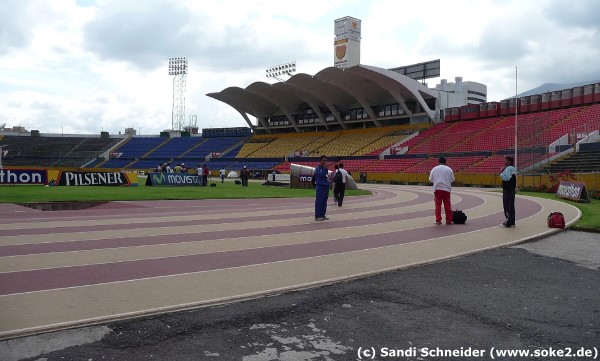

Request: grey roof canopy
left=207, top=64, right=438, bottom=133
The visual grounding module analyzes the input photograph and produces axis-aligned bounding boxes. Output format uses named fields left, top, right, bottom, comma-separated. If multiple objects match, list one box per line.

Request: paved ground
left=0, top=184, right=595, bottom=360
left=2, top=230, right=598, bottom=361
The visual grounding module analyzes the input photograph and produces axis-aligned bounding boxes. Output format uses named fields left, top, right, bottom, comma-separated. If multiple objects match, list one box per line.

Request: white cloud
left=1, top=0, right=599, bottom=135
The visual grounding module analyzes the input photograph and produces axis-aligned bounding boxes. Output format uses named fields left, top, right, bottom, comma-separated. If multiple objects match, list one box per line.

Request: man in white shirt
left=220, top=168, right=226, bottom=183
left=429, top=157, right=455, bottom=225
left=196, top=164, right=203, bottom=186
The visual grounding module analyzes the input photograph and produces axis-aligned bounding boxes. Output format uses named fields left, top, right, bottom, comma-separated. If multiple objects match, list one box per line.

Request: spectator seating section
left=175, top=137, right=244, bottom=166
left=114, top=137, right=167, bottom=159
left=362, top=158, right=423, bottom=173
left=239, top=125, right=426, bottom=160
left=405, top=105, right=599, bottom=156
left=235, top=141, right=270, bottom=158
left=145, top=137, right=205, bottom=159
left=102, top=136, right=245, bottom=170
left=225, top=143, right=245, bottom=158
left=2, top=104, right=598, bottom=174
left=243, top=134, right=328, bottom=158
left=0, top=135, right=119, bottom=167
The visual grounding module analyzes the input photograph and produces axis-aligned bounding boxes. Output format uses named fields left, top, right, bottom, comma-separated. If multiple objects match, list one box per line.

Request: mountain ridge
left=512, top=80, right=600, bottom=99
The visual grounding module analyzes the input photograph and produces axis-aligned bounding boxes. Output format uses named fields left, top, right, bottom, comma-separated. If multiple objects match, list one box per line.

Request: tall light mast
left=168, top=57, right=188, bottom=131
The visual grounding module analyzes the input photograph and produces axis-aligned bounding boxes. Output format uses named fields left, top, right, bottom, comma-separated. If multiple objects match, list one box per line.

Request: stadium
left=0, top=15, right=598, bottom=360
left=1, top=18, right=599, bottom=191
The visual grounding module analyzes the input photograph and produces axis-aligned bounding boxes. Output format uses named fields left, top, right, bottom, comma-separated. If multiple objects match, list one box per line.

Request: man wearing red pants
left=429, top=157, right=455, bottom=225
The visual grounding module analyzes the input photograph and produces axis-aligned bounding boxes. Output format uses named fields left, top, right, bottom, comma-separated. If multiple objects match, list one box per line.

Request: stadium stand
left=317, top=130, right=385, bottom=156
left=362, top=158, right=423, bottom=173
left=401, top=122, right=454, bottom=152
left=2, top=79, right=598, bottom=186
left=95, top=137, right=167, bottom=169
left=145, top=137, right=205, bottom=159
left=542, top=149, right=600, bottom=173
left=224, top=143, right=244, bottom=158
left=243, top=133, right=328, bottom=158
left=0, top=135, right=119, bottom=167
left=112, top=137, right=167, bottom=159
left=236, top=141, right=270, bottom=158
left=87, top=136, right=249, bottom=171
left=175, top=137, right=246, bottom=166
left=461, top=155, right=507, bottom=174
left=235, top=125, right=424, bottom=162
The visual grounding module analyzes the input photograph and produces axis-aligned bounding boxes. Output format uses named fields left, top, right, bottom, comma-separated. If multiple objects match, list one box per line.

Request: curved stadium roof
left=207, top=64, right=438, bottom=133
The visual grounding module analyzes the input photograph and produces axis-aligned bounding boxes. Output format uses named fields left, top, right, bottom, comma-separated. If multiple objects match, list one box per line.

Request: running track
left=0, top=185, right=580, bottom=339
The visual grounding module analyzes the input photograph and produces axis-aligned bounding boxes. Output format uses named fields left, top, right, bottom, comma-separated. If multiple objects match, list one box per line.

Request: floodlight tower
left=168, top=57, right=188, bottom=131
left=266, top=61, right=296, bottom=82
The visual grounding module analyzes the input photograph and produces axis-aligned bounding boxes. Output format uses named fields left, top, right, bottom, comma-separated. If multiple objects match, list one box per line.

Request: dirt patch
left=16, top=201, right=108, bottom=211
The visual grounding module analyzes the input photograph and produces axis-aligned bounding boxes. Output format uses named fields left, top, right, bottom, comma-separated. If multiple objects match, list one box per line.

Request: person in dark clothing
left=500, top=156, right=517, bottom=227
left=240, top=166, right=250, bottom=187
left=333, top=162, right=348, bottom=207
left=332, top=164, right=339, bottom=204
left=314, top=155, right=330, bottom=221
left=202, top=165, right=209, bottom=186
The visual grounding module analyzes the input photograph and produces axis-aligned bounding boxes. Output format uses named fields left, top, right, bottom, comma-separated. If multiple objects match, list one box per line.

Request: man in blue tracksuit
left=314, top=155, right=330, bottom=221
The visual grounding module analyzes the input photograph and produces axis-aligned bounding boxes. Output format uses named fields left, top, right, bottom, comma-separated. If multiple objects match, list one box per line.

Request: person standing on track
left=314, top=155, right=330, bottom=221
left=429, top=156, right=454, bottom=225
left=500, top=156, right=517, bottom=227
left=333, top=162, right=348, bottom=207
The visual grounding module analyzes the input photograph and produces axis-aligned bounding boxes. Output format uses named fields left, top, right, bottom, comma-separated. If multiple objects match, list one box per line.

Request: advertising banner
left=268, top=173, right=291, bottom=183
left=556, top=181, right=590, bottom=202
left=56, top=171, right=137, bottom=186
left=145, top=172, right=203, bottom=186
left=0, top=169, right=47, bottom=184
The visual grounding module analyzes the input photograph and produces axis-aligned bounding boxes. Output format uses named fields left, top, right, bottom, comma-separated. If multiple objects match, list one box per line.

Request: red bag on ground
left=547, top=212, right=565, bottom=229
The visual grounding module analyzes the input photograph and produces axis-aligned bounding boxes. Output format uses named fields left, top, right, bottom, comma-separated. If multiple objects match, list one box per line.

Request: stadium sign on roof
left=389, top=59, right=441, bottom=82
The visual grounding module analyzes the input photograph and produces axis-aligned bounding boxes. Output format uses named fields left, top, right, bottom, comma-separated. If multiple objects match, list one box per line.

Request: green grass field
left=520, top=191, right=600, bottom=232
left=0, top=180, right=371, bottom=202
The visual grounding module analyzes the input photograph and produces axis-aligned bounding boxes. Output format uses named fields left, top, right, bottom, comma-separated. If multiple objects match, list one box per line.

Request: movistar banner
left=56, top=171, right=136, bottom=186
left=145, top=172, right=203, bottom=186
left=0, top=169, right=47, bottom=184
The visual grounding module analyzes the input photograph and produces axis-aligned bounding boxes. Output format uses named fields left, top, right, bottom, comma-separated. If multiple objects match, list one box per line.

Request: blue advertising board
left=0, top=169, right=47, bottom=184
left=146, top=172, right=203, bottom=186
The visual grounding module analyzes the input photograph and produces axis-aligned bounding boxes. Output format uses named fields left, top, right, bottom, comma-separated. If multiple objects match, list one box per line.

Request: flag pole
left=514, top=66, right=518, bottom=172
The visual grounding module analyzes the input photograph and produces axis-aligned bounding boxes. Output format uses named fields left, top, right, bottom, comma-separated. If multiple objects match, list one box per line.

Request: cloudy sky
left=1, top=0, right=599, bottom=135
